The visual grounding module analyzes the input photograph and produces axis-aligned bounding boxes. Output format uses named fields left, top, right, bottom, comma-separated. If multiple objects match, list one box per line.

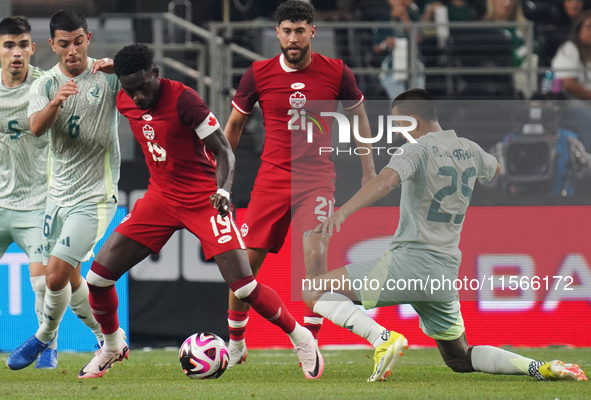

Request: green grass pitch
left=1, top=348, right=590, bottom=399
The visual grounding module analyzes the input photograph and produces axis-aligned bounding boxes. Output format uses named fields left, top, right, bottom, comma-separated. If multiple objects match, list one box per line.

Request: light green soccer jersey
left=384, top=130, right=498, bottom=264
left=0, top=65, right=49, bottom=211
left=28, top=57, right=121, bottom=207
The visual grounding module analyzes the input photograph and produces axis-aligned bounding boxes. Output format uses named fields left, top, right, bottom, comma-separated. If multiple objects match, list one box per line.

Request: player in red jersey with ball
left=225, top=0, right=377, bottom=366
left=78, top=44, right=324, bottom=380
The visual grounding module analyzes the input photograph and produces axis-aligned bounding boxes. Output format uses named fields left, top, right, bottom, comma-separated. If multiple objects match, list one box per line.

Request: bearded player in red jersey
left=225, top=0, right=377, bottom=366
left=77, top=44, right=324, bottom=379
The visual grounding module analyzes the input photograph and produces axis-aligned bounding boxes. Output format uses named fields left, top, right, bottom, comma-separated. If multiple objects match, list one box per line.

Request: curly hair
left=0, top=16, right=31, bottom=36
left=50, top=10, right=87, bottom=39
left=113, top=44, right=154, bottom=77
left=276, top=0, right=315, bottom=25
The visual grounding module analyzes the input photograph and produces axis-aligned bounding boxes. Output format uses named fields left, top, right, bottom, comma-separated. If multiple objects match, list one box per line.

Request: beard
left=281, top=43, right=310, bottom=65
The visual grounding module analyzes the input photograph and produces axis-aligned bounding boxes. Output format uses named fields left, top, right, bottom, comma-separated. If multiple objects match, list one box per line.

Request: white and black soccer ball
left=179, top=332, right=229, bottom=379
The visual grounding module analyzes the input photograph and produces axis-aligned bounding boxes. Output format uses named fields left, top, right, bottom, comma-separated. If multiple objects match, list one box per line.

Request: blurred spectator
left=313, top=0, right=354, bottom=20
left=552, top=10, right=591, bottom=148
left=552, top=11, right=591, bottom=100
left=561, top=0, right=586, bottom=24
left=372, top=0, right=425, bottom=99
left=421, top=0, right=477, bottom=22
left=482, top=0, right=528, bottom=67
left=538, top=0, right=588, bottom=67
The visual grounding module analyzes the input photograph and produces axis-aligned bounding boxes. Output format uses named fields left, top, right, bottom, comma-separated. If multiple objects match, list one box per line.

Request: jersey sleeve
left=382, top=142, right=428, bottom=187
left=28, top=76, right=50, bottom=117
left=231, top=65, right=259, bottom=115
left=338, top=63, right=364, bottom=111
left=472, top=142, right=498, bottom=182
left=104, top=72, right=121, bottom=94
left=177, top=88, right=220, bottom=139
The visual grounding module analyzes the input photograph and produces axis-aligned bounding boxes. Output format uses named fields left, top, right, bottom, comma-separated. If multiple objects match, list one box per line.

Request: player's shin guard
left=228, top=310, right=249, bottom=342
left=36, top=285, right=71, bottom=344
left=471, top=346, right=533, bottom=375
left=231, top=276, right=296, bottom=335
left=303, top=309, right=323, bottom=340
left=313, top=292, right=387, bottom=347
left=87, top=261, right=120, bottom=336
left=30, top=275, right=46, bottom=327
left=70, top=277, right=104, bottom=342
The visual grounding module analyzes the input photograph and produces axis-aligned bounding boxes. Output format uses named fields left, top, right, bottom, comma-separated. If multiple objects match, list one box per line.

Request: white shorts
left=43, top=197, right=117, bottom=267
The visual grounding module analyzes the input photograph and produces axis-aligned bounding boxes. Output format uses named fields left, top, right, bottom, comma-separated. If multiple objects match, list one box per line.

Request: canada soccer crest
left=241, top=223, right=249, bottom=237
left=289, top=91, right=306, bottom=108
left=143, top=124, right=155, bottom=140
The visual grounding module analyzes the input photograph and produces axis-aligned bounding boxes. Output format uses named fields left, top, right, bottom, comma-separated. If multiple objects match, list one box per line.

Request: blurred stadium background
left=1, top=0, right=590, bottom=352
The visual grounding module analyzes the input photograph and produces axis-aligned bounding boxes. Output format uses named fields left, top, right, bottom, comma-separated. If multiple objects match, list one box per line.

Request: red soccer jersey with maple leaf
left=117, top=79, right=220, bottom=206
left=232, top=52, right=364, bottom=188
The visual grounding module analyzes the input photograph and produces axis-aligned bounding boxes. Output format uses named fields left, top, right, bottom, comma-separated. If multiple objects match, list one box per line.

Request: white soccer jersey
left=0, top=65, right=49, bottom=211
left=28, top=58, right=121, bottom=207
left=384, top=130, right=498, bottom=263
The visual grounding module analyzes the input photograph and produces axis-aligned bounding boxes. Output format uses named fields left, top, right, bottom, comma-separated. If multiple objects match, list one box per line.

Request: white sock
left=30, top=276, right=57, bottom=350
left=70, top=277, right=104, bottom=342
left=313, top=292, right=387, bottom=347
left=471, top=346, right=533, bottom=375
left=29, top=276, right=46, bottom=327
left=288, top=323, right=311, bottom=346
left=36, top=285, right=71, bottom=344
left=103, top=329, right=123, bottom=352
left=229, top=339, right=245, bottom=348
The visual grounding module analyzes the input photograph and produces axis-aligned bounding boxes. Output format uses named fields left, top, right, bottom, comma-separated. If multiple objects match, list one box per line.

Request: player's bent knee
left=436, top=335, right=475, bottom=373
left=232, top=278, right=258, bottom=300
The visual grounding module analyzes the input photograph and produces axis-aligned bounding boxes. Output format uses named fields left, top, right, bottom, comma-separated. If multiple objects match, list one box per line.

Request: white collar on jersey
left=279, top=53, right=298, bottom=73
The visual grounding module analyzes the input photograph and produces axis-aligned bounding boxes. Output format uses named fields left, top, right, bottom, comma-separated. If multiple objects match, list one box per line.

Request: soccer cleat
left=536, top=360, right=587, bottom=381
left=7, top=335, right=52, bottom=370
left=368, top=331, right=408, bottom=382
left=78, top=342, right=129, bottom=378
left=35, top=348, right=58, bottom=369
left=294, top=329, right=324, bottom=379
left=227, top=343, right=248, bottom=368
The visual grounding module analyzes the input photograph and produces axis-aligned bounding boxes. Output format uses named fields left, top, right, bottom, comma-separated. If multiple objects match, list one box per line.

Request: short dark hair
left=0, top=16, right=31, bottom=36
left=276, top=0, right=315, bottom=25
left=114, top=44, right=154, bottom=77
left=392, top=88, right=437, bottom=122
left=50, top=10, right=88, bottom=39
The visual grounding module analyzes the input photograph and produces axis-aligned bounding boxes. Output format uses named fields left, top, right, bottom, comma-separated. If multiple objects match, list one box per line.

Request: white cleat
left=79, top=336, right=129, bottom=379
left=228, top=343, right=248, bottom=368
left=294, top=329, right=324, bottom=379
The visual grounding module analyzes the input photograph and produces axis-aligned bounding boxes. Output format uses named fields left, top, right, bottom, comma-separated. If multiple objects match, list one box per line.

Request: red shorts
left=116, top=189, right=245, bottom=259
left=241, top=184, right=335, bottom=254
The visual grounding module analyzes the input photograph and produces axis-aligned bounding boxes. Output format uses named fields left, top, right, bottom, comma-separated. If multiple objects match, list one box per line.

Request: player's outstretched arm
left=346, top=104, right=377, bottom=186
left=203, top=128, right=235, bottom=217
left=315, top=168, right=400, bottom=237
left=29, top=79, right=78, bottom=137
left=224, top=108, right=249, bottom=152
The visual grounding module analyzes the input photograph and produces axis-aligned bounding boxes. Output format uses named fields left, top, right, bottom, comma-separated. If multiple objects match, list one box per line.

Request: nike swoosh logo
left=312, top=350, right=320, bottom=377
left=98, top=359, right=113, bottom=372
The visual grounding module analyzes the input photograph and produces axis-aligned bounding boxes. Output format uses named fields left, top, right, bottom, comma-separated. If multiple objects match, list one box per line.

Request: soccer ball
left=179, top=332, right=229, bottom=379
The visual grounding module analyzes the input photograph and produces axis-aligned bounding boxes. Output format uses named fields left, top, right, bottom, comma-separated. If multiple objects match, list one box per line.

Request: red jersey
left=117, top=79, right=220, bottom=206
left=232, top=52, right=364, bottom=187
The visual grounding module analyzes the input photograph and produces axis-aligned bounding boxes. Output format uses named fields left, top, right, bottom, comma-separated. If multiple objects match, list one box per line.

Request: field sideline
left=1, top=348, right=590, bottom=399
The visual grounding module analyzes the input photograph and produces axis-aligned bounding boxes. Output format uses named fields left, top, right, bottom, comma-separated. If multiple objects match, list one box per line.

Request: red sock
left=228, top=310, right=249, bottom=342
left=303, top=309, right=324, bottom=340
left=230, top=276, right=296, bottom=334
left=87, top=261, right=120, bottom=335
